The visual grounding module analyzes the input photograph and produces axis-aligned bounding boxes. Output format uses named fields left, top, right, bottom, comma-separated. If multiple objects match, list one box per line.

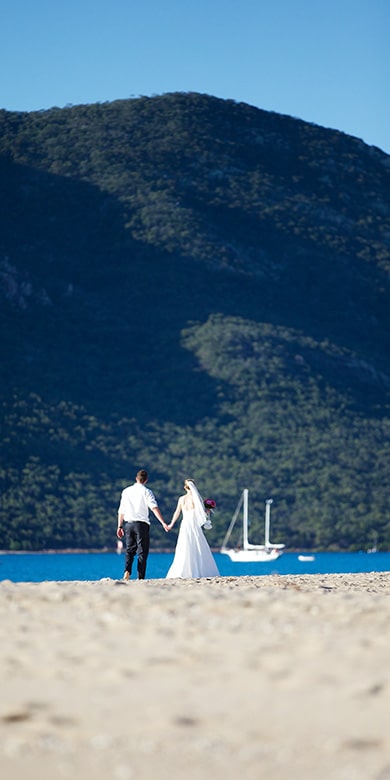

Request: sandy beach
left=1, top=572, right=389, bottom=780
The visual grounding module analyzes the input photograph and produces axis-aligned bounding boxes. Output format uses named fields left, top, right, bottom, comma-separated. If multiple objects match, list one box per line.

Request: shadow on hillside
left=1, top=157, right=388, bottom=427
left=0, top=158, right=221, bottom=425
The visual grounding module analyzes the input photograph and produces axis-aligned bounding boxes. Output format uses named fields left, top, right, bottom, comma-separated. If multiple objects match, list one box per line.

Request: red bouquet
left=204, top=498, right=217, bottom=511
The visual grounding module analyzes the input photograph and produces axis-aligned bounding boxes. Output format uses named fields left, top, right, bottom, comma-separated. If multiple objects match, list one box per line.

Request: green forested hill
left=0, top=92, right=389, bottom=551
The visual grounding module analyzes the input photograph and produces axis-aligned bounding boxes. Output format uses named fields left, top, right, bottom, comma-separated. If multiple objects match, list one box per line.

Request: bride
left=166, top=479, right=220, bottom=579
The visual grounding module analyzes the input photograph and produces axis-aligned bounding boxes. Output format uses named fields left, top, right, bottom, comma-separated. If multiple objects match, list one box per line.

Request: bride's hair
left=184, top=478, right=196, bottom=489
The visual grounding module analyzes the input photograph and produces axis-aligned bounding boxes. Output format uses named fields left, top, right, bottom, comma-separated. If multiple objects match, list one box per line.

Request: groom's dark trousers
left=124, top=521, right=150, bottom=579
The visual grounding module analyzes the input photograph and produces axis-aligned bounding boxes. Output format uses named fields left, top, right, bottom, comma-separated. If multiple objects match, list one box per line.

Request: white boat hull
left=221, top=547, right=282, bottom=562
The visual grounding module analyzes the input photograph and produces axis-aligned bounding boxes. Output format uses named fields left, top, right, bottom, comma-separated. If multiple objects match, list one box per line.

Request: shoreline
left=1, top=547, right=388, bottom=555
left=2, top=571, right=390, bottom=590
left=0, top=547, right=177, bottom=555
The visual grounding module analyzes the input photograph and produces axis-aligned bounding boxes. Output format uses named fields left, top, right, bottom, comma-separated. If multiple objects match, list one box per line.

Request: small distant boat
left=298, top=554, right=315, bottom=562
left=367, top=532, right=378, bottom=553
left=220, top=490, right=285, bottom=562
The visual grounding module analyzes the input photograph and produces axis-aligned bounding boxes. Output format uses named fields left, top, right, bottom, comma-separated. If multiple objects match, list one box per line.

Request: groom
left=117, top=469, right=168, bottom=580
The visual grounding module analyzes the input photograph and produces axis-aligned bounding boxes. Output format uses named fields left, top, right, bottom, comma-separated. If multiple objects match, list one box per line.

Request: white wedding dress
left=166, top=507, right=220, bottom=579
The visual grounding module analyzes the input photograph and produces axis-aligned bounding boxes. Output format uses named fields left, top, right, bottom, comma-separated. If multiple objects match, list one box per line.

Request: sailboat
left=367, top=531, right=378, bottom=553
left=220, top=489, right=285, bottom=562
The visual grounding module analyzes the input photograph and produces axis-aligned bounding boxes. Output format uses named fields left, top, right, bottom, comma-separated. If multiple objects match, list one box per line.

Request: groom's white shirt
left=118, top=482, right=158, bottom=524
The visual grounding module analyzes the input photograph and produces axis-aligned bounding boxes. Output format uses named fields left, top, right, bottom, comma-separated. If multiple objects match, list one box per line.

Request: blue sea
left=0, top=550, right=389, bottom=582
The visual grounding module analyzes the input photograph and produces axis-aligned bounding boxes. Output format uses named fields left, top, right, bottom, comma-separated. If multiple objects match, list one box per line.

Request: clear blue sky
left=1, top=0, right=389, bottom=153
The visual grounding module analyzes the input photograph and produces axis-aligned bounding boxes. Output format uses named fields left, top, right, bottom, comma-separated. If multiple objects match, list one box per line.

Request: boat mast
left=264, top=498, right=273, bottom=547
left=243, top=488, right=249, bottom=549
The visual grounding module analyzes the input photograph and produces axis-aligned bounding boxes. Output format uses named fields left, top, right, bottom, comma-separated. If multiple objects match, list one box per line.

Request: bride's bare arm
left=167, top=496, right=183, bottom=530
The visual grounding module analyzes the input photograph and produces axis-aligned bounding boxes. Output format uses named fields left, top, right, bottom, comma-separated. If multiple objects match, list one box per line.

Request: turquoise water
left=0, top=550, right=389, bottom=582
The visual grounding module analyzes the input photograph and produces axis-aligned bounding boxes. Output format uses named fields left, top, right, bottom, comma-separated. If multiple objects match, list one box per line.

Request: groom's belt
left=123, top=519, right=150, bottom=524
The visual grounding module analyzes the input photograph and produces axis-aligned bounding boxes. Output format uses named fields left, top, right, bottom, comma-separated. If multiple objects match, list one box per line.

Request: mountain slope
left=0, top=93, right=389, bottom=551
